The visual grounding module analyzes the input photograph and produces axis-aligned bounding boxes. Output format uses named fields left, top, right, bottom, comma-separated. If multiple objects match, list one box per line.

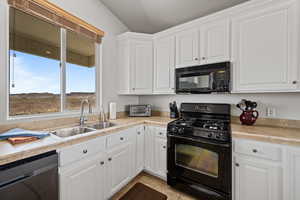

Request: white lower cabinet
left=234, top=156, right=282, bottom=200
left=144, top=126, right=156, bottom=172
left=286, top=147, right=300, bottom=200
left=135, top=126, right=145, bottom=175
left=107, top=143, right=131, bottom=197
left=59, top=153, right=107, bottom=200
left=154, top=137, right=167, bottom=179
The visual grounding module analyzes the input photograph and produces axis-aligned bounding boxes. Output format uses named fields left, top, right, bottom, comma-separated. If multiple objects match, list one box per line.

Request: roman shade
left=7, top=0, right=105, bottom=43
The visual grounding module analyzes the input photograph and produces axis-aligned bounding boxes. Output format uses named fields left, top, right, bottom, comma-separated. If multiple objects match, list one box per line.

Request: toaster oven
left=129, top=105, right=151, bottom=117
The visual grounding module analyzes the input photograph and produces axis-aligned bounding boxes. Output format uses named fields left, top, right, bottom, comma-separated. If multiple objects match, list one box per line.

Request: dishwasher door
left=0, top=151, right=58, bottom=200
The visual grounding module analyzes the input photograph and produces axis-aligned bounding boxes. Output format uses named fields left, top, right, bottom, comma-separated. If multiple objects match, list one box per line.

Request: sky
left=9, top=51, right=96, bottom=94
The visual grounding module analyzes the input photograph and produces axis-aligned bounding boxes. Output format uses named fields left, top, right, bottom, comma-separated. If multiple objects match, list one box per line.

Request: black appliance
left=175, top=62, right=230, bottom=94
left=0, top=151, right=58, bottom=200
left=167, top=103, right=232, bottom=200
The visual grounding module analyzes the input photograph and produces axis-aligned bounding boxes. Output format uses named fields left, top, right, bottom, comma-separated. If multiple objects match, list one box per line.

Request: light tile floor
left=111, top=172, right=198, bottom=200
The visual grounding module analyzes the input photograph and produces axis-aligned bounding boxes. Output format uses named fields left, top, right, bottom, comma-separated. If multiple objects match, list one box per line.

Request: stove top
left=167, top=103, right=231, bottom=142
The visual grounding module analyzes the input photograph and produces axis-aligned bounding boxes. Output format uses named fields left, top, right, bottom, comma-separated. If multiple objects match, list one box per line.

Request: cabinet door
left=286, top=148, right=300, bottom=200
left=135, top=126, right=145, bottom=174
left=154, top=137, right=167, bottom=179
left=130, top=40, right=153, bottom=94
left=176, top=28, right=199, bottom=68
left=200, top=19, right=230, bottom=64
left=153, top=35, right=175, bottom=94
left=60, top=155, right=106, bottom=200
left=232, top=2, right=298, bottom=92
left=235, top=156, right=282, bottom=200
left=107, top=143, right=131, bottom=197
left=144, top=126, right=155, bottom=172
left=117, top=40, right=130, bottom=94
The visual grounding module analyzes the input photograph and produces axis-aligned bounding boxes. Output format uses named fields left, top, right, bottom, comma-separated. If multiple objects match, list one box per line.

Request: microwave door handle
left=209, top=72, right=214, bottom=90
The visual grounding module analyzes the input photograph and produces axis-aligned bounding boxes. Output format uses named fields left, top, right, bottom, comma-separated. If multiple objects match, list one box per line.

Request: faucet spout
left=80, top=99, right=91, bottom=126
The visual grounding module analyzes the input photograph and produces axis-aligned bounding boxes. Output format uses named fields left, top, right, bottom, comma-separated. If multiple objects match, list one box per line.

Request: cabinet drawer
left=234, top=139, right=282, bottom=161
left=155, top=127, right=167, bottom=138
left=107, top=130, right=129, bottom=149
left=59, top=137, right=106, bottom=166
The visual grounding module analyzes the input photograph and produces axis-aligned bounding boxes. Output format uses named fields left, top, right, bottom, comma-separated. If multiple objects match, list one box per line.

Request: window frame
left=1, top=6, right=102, bottom=122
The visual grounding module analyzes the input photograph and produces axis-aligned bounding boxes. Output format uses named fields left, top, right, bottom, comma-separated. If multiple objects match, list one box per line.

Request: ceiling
left=100, top=0, right=249, bottom=33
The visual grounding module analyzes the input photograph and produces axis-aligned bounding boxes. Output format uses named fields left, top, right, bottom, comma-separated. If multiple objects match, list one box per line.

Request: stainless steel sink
left=88, top=122, right=116, bottom=130
left=51, top=126, right=96, bottom=138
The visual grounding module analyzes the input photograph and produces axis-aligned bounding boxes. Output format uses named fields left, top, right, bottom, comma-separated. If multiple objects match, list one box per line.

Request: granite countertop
left=0, top=116, right=300, bottom=166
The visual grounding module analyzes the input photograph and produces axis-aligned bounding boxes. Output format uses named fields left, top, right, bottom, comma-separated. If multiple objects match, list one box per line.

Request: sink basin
left=51, top=126, right=96, bottom=138
left=88, top=122, right=116, bottom=130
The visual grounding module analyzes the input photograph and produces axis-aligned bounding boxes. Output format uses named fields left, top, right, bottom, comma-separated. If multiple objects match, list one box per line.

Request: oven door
left=176, top=71, right=213, bottom=93
left=167, top=135, right=231, bottom=194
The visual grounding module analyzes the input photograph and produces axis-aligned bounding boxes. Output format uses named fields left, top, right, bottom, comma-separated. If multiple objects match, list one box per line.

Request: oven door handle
left=0, top=173, right=33, bottom=189
left=168, top=134, right=231, bottom=148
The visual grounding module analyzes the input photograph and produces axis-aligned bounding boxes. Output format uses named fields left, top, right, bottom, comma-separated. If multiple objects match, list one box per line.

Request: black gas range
left=167, top=103, right=232, bottom=200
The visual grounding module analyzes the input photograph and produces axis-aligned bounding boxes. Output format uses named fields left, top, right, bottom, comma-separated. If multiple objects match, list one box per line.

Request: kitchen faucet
left=79, top=99, right=92, bottom=127
left=99, top=105, right=107, bottom=123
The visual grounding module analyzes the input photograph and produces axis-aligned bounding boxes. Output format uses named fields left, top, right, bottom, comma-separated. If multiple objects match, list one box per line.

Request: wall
left=0, top=0, right=138, bottom=123
left=139, top=93, right=300, bottom=120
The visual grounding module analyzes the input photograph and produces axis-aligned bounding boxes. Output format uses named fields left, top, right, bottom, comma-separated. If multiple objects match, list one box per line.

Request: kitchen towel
left=0, top=128, right=50, bottom=140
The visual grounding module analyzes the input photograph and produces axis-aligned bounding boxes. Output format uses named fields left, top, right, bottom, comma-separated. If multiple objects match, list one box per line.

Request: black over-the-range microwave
left=175, top=62, right=230, bottom=94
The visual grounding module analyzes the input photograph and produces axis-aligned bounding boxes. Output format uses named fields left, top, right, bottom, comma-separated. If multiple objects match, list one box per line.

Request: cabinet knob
left=163, top=146, right=166, bottom=149
left=235, top=163, right=240, bottom=167
left=194, top=57, right=198, bottom=61
left=292, top=81, right=297, bottom=84
left=83, top=149, right=88, bottom=154
left=132, top=88, right=135, bottom=90
left=120, top=137, right=124, bottom=141
left=252, top=149, right=258, bottom=153
left=108, top=158, right=112, bottom=161
left=159, top=132, right=163, bottom=135
left=137, top=132, right=141, bottom=135
left=100, top=161, right=104, bottom=165
left=202, top=57, right=206, bottom=60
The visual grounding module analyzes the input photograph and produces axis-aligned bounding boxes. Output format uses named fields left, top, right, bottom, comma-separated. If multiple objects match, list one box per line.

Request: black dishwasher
left=0, top=151, right=58, bottom=200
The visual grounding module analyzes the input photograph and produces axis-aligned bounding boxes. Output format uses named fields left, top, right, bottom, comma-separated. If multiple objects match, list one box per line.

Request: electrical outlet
left=266, top=107, right=276, bottom=117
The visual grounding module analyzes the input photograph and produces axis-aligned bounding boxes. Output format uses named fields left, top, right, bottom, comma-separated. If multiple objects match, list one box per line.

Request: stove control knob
left=170, top=126, right=178, bottom=133
left=216, top=134, right=221, bottom=139
left=178, top=128, right=184, bottom=134
left=208, top=133, right=213, bottom=138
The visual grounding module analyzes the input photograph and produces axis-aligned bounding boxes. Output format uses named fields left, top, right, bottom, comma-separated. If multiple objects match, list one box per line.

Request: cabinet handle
left=235, top=163, right=239, bottom=167
left=292, top=81, right=297, bottom=84
left=100, top=161, right=104, bottom=165
left=108, top=158, right=112, bottom=161
left=252, top=149, right=258, bottom=153
left=120, top=137, right=124, bottom=141
left=83, top=149, right=88, bottom=154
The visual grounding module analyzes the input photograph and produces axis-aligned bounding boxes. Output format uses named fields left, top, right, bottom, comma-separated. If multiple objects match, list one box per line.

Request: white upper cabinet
left=175, top=28, right=199, bottom=68
left=130, top=40, right=153, bottom=94
left=232, top=1, right=299, bottom=92
left=200, top=19, right=230, bottom=64
left=175, top=20, right=230, bottom=68
left=117, top=33, right=153, bottom=95
left=117, top=40, right=130, bottom=94
left=153, top=35, right=175, bottom=94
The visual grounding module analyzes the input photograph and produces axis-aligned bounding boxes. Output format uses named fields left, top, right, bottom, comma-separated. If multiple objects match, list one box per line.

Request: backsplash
left=139, top=93, right=300, bottom=120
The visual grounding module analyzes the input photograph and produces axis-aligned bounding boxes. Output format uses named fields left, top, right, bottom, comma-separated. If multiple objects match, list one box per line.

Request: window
left=9, top=8, right=98, bottom=117
left=66, top=30, right=96, bottom=111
